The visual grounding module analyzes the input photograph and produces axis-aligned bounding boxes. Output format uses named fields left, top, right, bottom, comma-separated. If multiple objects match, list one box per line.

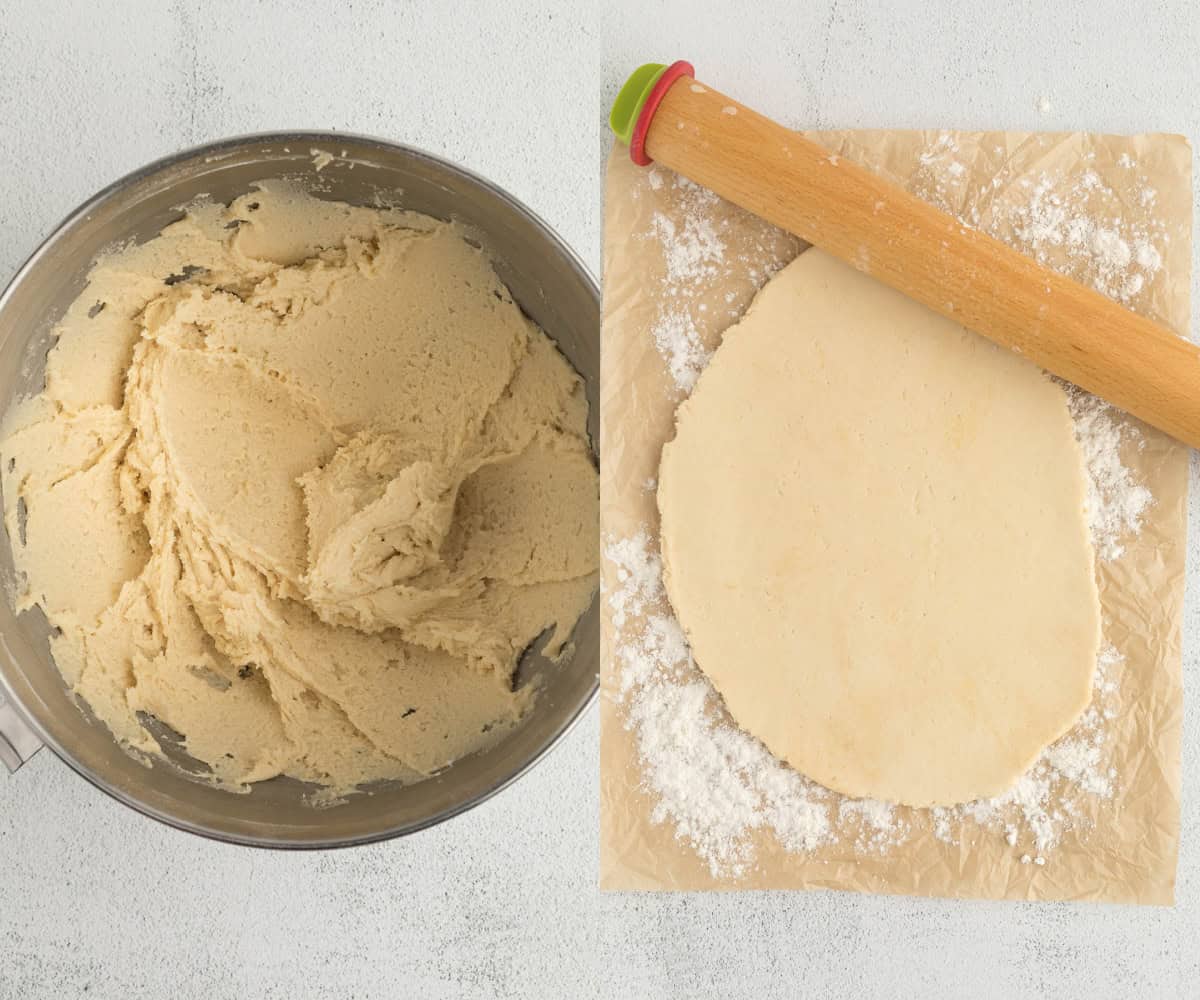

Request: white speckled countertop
left=1, top=1, right=1198, bottom=997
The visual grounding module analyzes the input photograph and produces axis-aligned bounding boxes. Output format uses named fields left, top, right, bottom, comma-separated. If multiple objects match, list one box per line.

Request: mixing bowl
left=0, top=132, right=598, bottom=847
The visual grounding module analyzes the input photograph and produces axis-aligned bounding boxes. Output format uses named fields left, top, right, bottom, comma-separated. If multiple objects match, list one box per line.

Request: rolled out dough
left=657, top=248, right=1101, bottom=808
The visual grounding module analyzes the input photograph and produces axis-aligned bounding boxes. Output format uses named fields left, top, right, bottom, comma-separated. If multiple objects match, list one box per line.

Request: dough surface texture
left=2, top=183, right=597, bottom=791
left=657, top=248, right=1099, bottom=807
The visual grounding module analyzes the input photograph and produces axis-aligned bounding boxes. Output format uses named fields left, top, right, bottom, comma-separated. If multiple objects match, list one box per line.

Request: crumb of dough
left=1, top=182, right=598, bottom=792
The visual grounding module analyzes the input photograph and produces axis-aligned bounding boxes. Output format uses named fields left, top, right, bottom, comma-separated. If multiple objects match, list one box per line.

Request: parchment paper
left=599, top=129, right=1191, bottom=903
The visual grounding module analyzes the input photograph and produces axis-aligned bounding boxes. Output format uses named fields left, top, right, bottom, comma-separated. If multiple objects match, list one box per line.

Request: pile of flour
left=610, top=144, right=1168, bottom=879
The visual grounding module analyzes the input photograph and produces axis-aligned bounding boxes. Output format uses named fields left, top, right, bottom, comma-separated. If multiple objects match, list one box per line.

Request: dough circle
left=657, top=248, right=1100, bottom=807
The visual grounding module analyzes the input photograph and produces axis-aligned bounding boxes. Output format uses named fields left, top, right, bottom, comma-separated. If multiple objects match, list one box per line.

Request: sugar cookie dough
left=657, top=248, right=1100, bottom=808
left=1, top=183, right=598, bottom=791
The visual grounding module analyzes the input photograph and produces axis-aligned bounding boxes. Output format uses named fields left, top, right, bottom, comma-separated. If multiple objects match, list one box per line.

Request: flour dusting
left=1003, top=173, right=1163, bottom=303
left=606, top=526, right=1127, bottom=875
left=1067, top=390, right=1154, bottom=560
left=641, top=172, right=772, bottom=393
left=839, top=797, right=905, bottom=852
left=651, top=312, right=710, bottom=394
left=604, top=532, right=831, bottom=877
left=913, top=134, right=1168, bottom=305
left=644, top=175, right=726, bottom=391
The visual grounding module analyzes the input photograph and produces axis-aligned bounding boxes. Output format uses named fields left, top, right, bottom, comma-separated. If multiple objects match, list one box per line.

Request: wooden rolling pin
left=610, top=61, right=1200, bottom=448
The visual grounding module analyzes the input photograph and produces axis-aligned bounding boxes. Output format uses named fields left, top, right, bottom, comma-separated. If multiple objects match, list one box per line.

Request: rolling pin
left=610, top=61, right=1200, bottom=449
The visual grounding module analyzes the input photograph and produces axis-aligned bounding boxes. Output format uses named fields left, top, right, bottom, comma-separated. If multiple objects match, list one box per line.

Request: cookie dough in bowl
left=0, top=166, right=598, bottom=807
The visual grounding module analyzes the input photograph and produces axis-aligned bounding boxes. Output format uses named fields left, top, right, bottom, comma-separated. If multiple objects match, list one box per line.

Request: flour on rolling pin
left=608, top=138, right=1167, bottom=879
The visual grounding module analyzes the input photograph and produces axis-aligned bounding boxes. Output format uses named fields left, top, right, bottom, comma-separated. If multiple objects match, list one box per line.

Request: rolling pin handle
left=609, top=60, right=695, bottom=166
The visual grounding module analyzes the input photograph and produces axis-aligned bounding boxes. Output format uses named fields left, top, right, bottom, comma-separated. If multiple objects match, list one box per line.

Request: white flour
left=604, top=531, right=832, bottom=878
left=642, top=172, right=733, bottom=392
left=606, top=525, right=1126, bottom=874
left=839, top=797, right=905, bottom=852
left=913, top=132, right=1167, bottom=305
left=1002, top=172, right=1164, bottom=303
left=1067, top=390, right=1154, bottom=560
left=650, top=201, right=725, bottom=287
left=650, top=312, right=710, bottom=394
left=613, top=139, right=1169, bottom=879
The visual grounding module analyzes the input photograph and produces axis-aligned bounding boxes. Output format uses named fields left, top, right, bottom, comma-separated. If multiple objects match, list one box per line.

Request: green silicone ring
left=609, top=63, right=668, bottom=144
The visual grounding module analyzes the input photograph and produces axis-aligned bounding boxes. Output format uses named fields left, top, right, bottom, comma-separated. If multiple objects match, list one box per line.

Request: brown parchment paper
left=599, top=129, right=1191, bottom=903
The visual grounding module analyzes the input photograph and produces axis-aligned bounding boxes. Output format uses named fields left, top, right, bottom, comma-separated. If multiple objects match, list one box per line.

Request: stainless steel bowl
left=0, top=132, right=598, bottom=847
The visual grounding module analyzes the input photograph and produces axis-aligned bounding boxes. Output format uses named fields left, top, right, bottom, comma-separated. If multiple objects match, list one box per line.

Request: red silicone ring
left=629, top=60, right=695, bottom=166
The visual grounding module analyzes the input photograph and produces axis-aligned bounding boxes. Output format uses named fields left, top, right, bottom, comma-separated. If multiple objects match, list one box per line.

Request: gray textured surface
left=0, top=1, right=1197, bottom=998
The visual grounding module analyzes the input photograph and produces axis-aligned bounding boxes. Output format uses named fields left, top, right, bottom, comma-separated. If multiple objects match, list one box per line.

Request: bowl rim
left=0, top=129, right=599, bottom=849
